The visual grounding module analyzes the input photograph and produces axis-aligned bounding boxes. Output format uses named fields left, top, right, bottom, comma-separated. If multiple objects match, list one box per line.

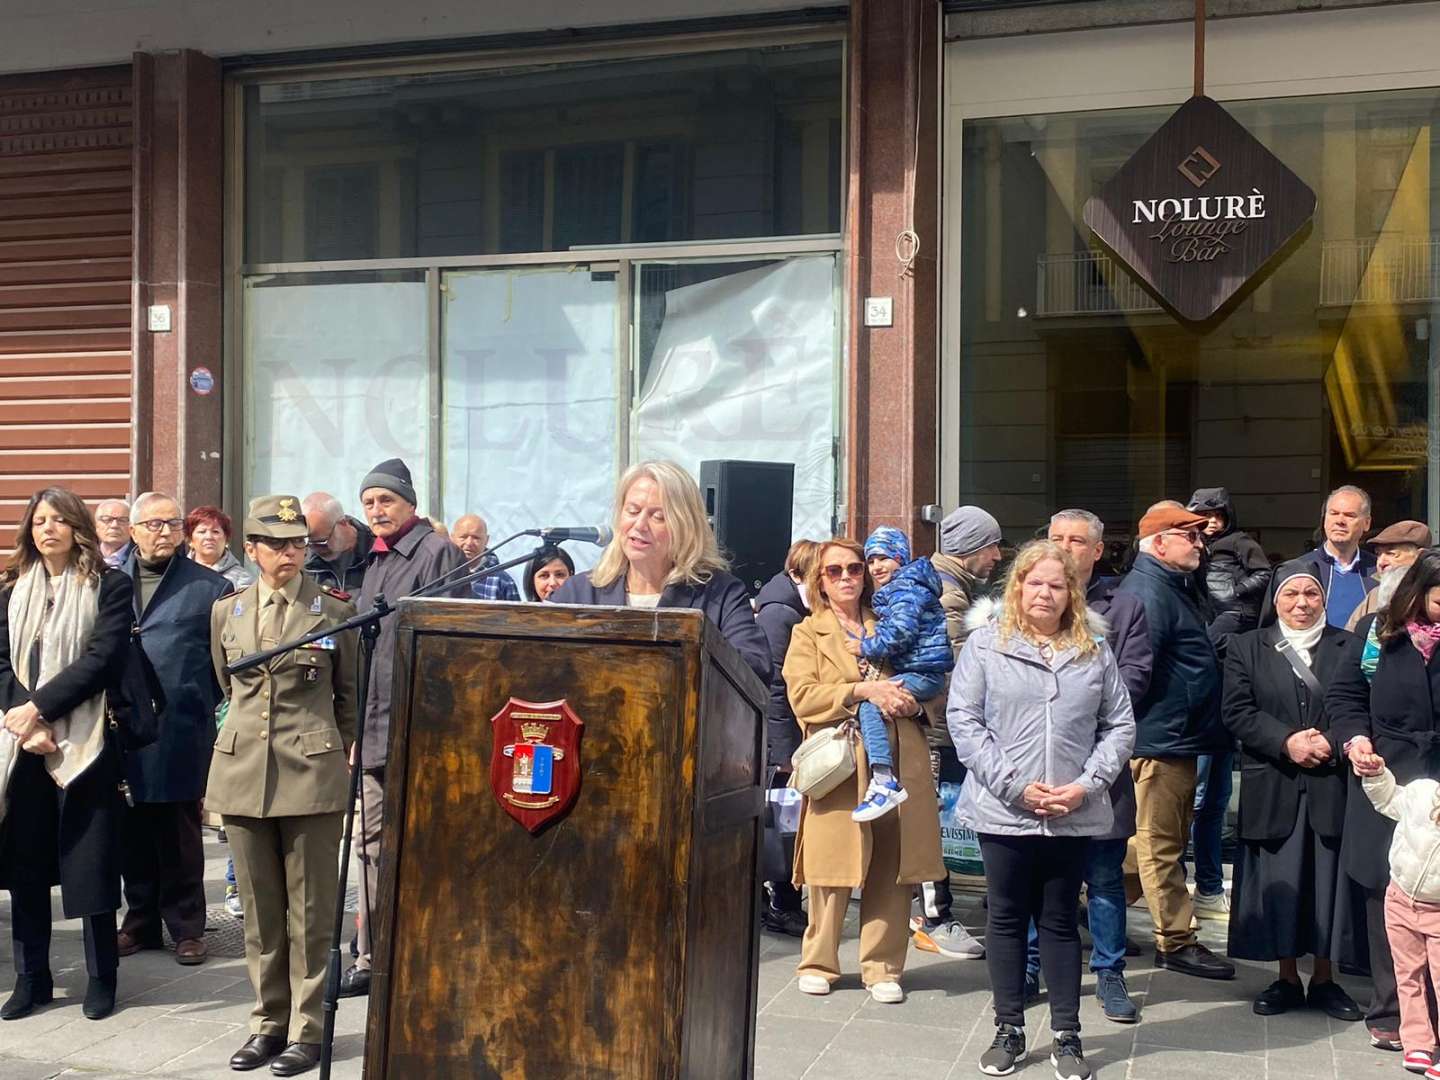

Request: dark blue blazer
left=123, top=551, right=232, bottom=802
left=550, top=569, right=772, bottom=684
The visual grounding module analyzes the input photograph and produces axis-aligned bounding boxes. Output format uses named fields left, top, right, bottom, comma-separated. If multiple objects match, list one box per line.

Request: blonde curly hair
left=997, top=540, right=1098, bottom=656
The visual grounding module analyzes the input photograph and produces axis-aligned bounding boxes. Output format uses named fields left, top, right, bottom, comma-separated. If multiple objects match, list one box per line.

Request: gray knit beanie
left=358, top=457, right=417, bottom=507
left=939, top=505, right=1002, bottom=557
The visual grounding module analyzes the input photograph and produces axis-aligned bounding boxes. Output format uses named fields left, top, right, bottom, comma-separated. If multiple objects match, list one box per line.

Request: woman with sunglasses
left=208, top=495, right=358, bottom=1077
left=782, top=537, right=945, bottom=1005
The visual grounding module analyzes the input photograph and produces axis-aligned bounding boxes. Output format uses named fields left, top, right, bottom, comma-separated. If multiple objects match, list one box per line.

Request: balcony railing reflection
left=1035, top=252, right=1161, bottom=317
left=1320, top=236, right=1439, bottom=306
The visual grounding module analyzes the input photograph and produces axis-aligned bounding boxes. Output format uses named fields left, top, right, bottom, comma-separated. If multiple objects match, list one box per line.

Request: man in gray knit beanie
left=909, top=504, right=1004, bottom=963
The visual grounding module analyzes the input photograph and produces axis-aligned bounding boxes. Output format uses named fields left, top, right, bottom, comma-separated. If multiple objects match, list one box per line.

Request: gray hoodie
left=945, top=617, right=1136, bottom=837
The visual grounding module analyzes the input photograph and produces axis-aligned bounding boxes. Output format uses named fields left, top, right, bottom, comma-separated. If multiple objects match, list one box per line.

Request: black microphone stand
left=223, top=545, right=556, bottom=1080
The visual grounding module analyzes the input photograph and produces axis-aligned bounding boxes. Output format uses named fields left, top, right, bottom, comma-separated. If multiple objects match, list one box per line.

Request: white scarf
left=0, top=563, right=107, bottom=821
left=1278, top=614, right=1325, bottom=668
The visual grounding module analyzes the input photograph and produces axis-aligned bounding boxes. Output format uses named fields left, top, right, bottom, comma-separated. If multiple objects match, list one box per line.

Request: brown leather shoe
left=229, top=1033, right=286, bottom=1071
left=117, top=929, right=161, bottom=957
left=174, top=937, right=208, bottom=965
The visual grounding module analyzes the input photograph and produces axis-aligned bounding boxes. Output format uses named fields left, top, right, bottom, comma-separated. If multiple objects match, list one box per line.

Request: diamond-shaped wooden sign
left=1081, top=95, right=1316, bottom=323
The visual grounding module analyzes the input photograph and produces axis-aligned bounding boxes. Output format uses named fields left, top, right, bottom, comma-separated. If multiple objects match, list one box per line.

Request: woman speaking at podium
left=549, top=460, right=770, bottom=681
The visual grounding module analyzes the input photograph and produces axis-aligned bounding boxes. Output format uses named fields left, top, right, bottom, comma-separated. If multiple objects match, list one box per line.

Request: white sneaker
left=852, top=777, right=909, bottom=822
left=797, top=974, right=831, bottom=996
left=869, top=980, right=904, bottom=1004
left=1192, top=889, right=1230, bottom=920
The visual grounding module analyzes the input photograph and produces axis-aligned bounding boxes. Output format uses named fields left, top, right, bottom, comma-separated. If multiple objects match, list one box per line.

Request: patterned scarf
left=1407, top=620, right=1440, bottom=664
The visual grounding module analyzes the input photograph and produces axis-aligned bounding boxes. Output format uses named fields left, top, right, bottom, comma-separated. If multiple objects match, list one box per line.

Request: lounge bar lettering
left=1082, top=96, right=1315, bottom=322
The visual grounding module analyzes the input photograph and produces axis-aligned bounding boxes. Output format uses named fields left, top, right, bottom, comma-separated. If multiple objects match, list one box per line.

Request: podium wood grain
left=364, top=600, right=768, bottom=1079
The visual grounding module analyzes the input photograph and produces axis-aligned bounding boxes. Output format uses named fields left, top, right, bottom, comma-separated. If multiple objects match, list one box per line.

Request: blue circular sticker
left=189, top=366, right=214, bottom=395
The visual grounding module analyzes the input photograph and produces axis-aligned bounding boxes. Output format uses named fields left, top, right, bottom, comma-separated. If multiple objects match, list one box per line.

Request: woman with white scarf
left=0, top=488, right=134, bottom=1022
left=1222, top=560, right=1361, bottom=1022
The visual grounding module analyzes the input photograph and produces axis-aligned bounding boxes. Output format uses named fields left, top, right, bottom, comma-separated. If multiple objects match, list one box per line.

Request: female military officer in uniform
left=208, top=495, right=357, bottom=1077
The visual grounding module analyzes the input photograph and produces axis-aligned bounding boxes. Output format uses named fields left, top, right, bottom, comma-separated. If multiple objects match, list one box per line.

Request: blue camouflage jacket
left=862, top=557, right=955, bottom=675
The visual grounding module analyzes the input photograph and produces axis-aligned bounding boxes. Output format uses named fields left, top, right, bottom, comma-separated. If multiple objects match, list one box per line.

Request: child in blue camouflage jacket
left=844, top=526, right=955, bottom=822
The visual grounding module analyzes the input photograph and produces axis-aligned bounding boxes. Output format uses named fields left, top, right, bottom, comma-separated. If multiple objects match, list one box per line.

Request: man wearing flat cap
left=1117, top=506, right=1236, bottom=981
left=208, top=495, right=358, bottom=1076
left=1345, top=520, right=1432, bottom=632
left=342, top=458, right=466, bottom=998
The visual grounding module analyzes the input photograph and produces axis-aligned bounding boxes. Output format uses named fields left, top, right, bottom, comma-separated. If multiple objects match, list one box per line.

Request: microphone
left=531, top=525, right=613, bottom=546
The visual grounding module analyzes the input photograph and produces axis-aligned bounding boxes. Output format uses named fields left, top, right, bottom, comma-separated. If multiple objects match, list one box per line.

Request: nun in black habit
left=1222, top=559, right=1363, bottom=1021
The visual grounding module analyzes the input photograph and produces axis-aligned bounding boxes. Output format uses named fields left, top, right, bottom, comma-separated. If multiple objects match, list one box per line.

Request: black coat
left=1328, top=613, right=1440, bottom=890
left=1088, top=574, right=1151, bottom=841
left=1115, top=554, right=1227, bottom=758
left=122, top=551, right=231, bottom=802
left=1222, top=624, right=1350, bottom=842
left=550, top=569, right=772, bottom=684
left=0, top=569, right=133, bottom=916
left=754, top=571, right=807, bottom=767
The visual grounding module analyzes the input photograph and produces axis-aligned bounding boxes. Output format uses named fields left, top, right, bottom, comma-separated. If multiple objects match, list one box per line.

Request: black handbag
left=108, top=624, right=164, bottom=751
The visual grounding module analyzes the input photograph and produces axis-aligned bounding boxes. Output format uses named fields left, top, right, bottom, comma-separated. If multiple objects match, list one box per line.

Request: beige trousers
left=798, top=811, right=912, bottom=986
left=1130, top=756, right=1199, bottom=953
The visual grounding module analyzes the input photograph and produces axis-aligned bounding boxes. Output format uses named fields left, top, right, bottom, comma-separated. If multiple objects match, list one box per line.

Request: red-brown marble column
left=845, top=0, right=940, bottom=552
left=131, top=50, right=223, bottom=509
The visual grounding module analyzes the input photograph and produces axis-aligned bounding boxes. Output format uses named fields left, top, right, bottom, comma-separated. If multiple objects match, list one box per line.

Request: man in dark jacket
left=1116, top=505, right=1235, bottom=981
left=117, top=491, right=232, bottom=966
left=1276, top=486, right=1376, bottom=629
left=1043, top=508, right=1152, bottom=1021
left=754, top=540, right=817, bottom=937
left=301, top=492, right=374, bottom=594
left=342, top=459, right=467, bottom=998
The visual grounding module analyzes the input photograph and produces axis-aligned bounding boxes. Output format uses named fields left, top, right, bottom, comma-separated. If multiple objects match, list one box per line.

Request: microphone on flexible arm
left=528, top=525, right=614, bottom=546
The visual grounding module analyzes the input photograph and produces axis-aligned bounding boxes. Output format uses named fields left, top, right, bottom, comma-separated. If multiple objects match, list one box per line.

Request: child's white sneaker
left=852, top=777, right=908, bottom=822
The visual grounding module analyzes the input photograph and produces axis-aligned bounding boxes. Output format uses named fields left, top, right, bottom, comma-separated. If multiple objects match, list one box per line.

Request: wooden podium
left=363, top=599, right=769, bottom=1079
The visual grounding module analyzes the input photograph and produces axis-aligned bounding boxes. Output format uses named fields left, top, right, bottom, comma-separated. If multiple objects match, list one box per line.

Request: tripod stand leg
left=319, top=620, right=379, bottom=1080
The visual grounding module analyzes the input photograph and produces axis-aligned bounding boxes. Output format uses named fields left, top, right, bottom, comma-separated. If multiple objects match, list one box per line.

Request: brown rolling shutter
left=0, top=66, right=133, bottom=548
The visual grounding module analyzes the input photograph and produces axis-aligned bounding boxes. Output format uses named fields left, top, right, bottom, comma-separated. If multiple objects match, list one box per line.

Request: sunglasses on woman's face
left=822, top=561, right=866, bottom=582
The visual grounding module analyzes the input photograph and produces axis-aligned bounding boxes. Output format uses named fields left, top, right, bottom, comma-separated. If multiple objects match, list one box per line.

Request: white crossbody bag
left=790, top=719, right=857, bottom=799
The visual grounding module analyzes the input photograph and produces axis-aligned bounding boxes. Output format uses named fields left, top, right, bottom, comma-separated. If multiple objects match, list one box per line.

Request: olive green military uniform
left=206, top=496, right=358, bottom=1047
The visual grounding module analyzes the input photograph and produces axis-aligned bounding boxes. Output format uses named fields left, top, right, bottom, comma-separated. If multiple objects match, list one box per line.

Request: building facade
left=0, top=0, right=1432, bottom=561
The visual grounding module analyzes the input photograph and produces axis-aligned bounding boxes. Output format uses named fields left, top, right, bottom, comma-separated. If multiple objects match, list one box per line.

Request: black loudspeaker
left=700, top=460, right=794, bottom=596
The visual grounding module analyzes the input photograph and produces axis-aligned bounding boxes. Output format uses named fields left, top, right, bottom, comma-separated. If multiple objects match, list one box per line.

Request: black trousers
left=1367, top=885, right=1402, bottom=1028
left=10, top=883, right=118, bottom=978
left=979, top=832, right=1088, bottom=1031
left=121, top=800, right=207, bottom=943
left=917, top=746, right=965, bottom=924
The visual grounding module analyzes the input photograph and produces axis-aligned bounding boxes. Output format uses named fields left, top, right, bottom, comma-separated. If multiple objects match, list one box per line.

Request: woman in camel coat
left=783, top=537, right=944, bottom=1004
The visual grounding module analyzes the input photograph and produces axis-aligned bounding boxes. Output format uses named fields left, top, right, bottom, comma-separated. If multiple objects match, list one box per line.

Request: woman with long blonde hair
left=947, top=540, right=1135, bottom=1079
left=550, top=460, right=770, bottom=680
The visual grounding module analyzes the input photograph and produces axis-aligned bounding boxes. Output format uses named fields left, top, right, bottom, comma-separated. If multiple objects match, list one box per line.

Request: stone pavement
left=0, top=834, right=1394, bottom=1079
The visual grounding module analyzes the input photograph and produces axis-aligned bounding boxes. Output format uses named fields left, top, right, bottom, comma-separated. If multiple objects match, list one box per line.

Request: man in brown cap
left=1345, top=520, right=1433, bottom=631
left=1116, top=506, right=1236, bottom=981
left=208, top=495, right=358, bottom=1076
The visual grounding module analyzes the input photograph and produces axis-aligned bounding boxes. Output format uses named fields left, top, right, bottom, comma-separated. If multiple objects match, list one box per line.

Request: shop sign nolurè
left=1081, top=95, right=1316, bottom=322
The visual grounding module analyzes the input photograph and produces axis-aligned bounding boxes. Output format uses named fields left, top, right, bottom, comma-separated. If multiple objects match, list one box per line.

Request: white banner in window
left=246, top=281, right=430, bottom=516
left=441, top=268, right=618, bottom=576
left=634, top=257, right=837, bottom=544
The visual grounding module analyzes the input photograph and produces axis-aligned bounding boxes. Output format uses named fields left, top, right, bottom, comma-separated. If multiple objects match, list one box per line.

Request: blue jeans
left=857, top=671, right=946, bottom=772
left=1027, top=837, right=1130, bottom=976
left=1189, top=751, right=1233, bottom=897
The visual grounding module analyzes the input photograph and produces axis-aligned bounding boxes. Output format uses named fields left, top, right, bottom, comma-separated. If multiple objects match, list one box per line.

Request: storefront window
left=244, top=44, right=843, bottom=264
left=958, top=87, right=1440, bottom=557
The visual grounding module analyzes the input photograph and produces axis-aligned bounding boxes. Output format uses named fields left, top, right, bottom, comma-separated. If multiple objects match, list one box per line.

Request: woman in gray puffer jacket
left=947, top=540, right=1135, bottom=1080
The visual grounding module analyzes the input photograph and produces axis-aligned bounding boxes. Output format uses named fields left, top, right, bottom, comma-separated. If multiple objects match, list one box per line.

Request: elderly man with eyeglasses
left=94, top=498, right=133, bottom=568
left=116, top=491, right=233, bottom=966
left=1116, top=505, right=1236, bottom=982
left=300, top=492, right=374, bottom=595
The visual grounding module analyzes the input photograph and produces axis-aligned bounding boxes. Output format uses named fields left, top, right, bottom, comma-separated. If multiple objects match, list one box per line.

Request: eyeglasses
left=308, top=524, right=337, bottom=549
left=136, top=518, right=184, bottom=534
left=822, top=561, right=866, bottom=581
left=96, top=515, right=128, bottom=526
left=250, top=536, right=309, bottom=552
